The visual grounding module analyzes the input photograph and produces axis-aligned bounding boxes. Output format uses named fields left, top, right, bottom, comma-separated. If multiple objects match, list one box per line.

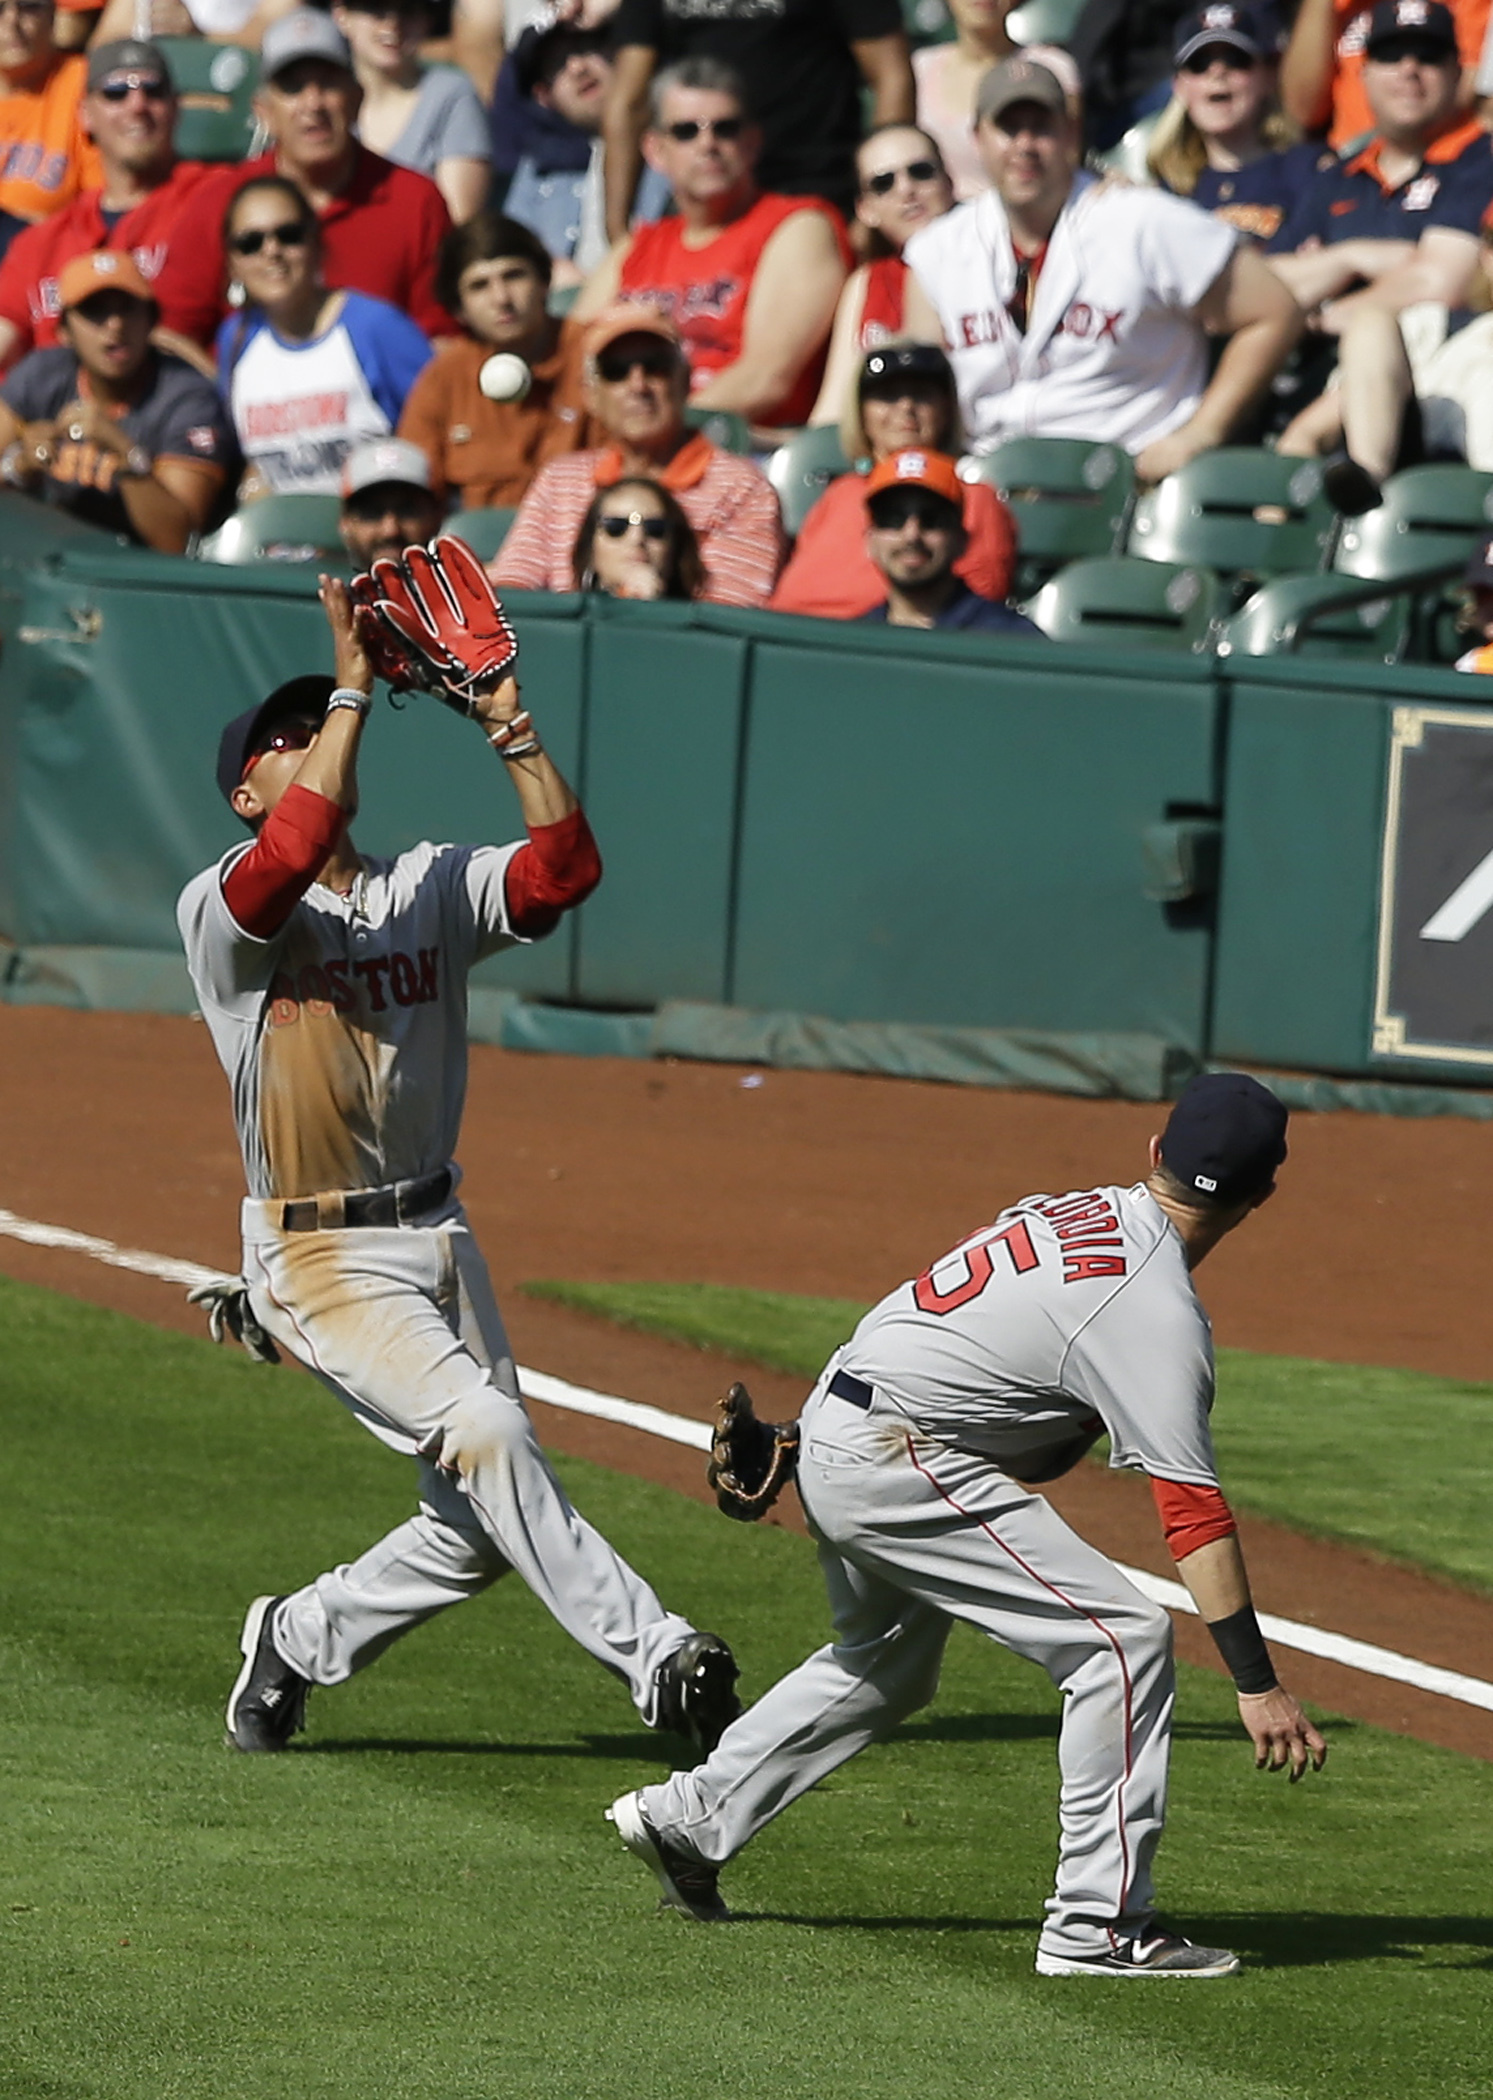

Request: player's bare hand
left=319, top=573, right=375, bottom=696
left=1238, top=1685, right=1327, bottom=1781
left=471, top=672, right=523, bottom=733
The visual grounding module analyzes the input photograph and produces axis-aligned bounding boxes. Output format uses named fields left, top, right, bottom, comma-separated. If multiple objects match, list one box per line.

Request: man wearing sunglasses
left=860, top=447, right=1041, bottom=635
left=578, top=59, right=851, bottom=433
left=902, top=55, right=1301, bottom=485
left=179, top=571, right=741, bottom=1767
left=1267, top=0, right=1493, bottom=505
left=337, top=433, right=442, bottom=565
left=1283, top=0, right=1488, bottom=150
left=495, top=301, right=783, bottom=604
left=0, top=0, right=101, bottom=258
left=0, top=245, right=233, bottom=548
left=150, top=7, right=454, bottom=350
left=0, top=40, right=216, bottom=372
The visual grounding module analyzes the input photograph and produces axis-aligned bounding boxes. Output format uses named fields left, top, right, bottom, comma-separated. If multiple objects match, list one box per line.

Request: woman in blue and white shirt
left=217, top=174, right=433, bottom=499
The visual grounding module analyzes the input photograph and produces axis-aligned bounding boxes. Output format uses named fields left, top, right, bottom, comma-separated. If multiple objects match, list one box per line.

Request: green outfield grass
left=3, top=1271, right=1492, bottom=2100
left=525, top=1279, right=1493, bottom=1596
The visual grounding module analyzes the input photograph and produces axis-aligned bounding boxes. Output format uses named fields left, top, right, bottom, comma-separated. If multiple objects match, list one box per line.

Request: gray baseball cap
left=341, top=437, right=434, bottom=499
left=86, top=37, right=173, bottom=90
left=260, top=7, right=353, bottom=81
left=975, top=56, right=1068, bottom=125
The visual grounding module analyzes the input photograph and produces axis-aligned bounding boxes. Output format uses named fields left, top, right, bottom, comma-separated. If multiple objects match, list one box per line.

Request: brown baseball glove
left=707, top=1382, right=800, bottom=1522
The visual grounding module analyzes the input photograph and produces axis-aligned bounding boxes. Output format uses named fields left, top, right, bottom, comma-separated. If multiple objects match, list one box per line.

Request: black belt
left=828, top=1369, right=873, bottom=1410
left=279, top=1166, right=452, bottom=1233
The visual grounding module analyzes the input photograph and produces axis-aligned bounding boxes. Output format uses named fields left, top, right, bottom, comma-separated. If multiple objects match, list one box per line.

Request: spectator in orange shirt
left=398, top=211, right=594, bottom=512
left=0, top=0, right=102, bottom=255
left=494, top=303, right=783, bottom=607
left=0, top=39, right=215, bottom=370
left=1282, top=0, right=1490, bottom=148
left=773, top=343, right=1016, bottom=621
left=577, top=60, right=851, bottom=433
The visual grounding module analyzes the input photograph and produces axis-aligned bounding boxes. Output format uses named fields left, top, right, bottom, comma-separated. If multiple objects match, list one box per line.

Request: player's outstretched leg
left=225, top=1595, right=312, bottom=1752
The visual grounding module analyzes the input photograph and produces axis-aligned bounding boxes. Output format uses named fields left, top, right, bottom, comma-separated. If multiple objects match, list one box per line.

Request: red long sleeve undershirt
left=222, top=783, right=602, bottom=942
left=1150, top=1477, right=1238, bottom=1563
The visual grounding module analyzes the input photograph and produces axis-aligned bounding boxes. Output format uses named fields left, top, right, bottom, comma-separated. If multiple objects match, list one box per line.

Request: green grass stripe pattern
left=524, top=1279, right=1493, bottom=1596
left=3, top=1272, right=1493, bottom=2096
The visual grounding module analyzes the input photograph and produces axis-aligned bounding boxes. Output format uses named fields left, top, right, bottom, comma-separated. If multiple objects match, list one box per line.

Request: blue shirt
left=1268, top=128, right=1493, bottom=252
left=859, top=582, right=1044, bottom=636
left=1184, top=142, right=1336, bottom=246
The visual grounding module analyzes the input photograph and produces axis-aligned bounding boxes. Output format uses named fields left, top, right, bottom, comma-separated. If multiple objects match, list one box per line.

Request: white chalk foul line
left=2, top=1205, right=1491, bottom=1719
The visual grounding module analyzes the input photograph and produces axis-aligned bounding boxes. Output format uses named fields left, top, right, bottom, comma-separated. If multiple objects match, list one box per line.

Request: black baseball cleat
left=653, top=1632, right=740, bottom=1757
left=606, top=1790, right=731, bottom=1923
left=1035, top=1926, right=1241, bottom=1978
left=225, top=1594, right=312, bottom=1752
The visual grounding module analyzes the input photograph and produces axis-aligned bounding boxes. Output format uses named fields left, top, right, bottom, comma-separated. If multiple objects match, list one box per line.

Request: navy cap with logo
left=216, top=675, right=335, bottom=808
left=1158, top=1072, right=1288, bottom=1205
left=1174, top=4, right=1274, bottom=64
left=1364, top=0, right=1457, bottom=55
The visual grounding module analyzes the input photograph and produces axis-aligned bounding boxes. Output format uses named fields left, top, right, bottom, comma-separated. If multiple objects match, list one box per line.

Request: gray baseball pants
left=639, top=1365, right=1176, bottom=1959
left=239, top=1198, right=693, bottom=1725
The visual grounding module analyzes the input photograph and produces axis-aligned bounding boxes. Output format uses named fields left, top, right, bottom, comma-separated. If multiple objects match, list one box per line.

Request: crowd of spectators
left=3, top=0, right=1493, bottom=654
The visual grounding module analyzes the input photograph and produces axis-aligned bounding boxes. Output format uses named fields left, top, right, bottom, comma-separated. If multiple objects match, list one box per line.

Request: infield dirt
left=3, top=1004, right=1491, bottom=1758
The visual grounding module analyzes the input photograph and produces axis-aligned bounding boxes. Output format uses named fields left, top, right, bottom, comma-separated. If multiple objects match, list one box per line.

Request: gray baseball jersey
left=177, top=840, right=523, bottom=1200
left=840, top=1181, right=1220, bottom=1485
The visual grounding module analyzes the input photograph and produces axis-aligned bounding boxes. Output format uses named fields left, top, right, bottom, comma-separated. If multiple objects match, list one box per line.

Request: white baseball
left=479, top=353, right=532, bottom=403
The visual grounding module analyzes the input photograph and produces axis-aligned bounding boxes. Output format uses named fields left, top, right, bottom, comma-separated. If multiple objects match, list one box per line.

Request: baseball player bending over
left=609, top=1074, right=1326, bottom=1977
left=179, top=563, right=739, bottom=1760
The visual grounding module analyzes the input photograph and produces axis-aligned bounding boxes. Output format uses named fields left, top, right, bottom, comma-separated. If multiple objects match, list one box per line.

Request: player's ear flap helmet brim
left=217, top=675, right=336, bottom=808
left=1158, top=1071, right=1288, bottom=1206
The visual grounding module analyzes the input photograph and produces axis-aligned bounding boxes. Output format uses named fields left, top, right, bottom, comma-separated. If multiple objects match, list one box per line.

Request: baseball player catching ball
left=178, top=542, right=739, bottom=1761
left=609, top=1073, right=1326, bottom=1977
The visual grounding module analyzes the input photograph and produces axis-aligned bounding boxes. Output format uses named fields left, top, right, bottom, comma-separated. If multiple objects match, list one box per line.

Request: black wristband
left=1206, top=1604, right=1277, bottom=1695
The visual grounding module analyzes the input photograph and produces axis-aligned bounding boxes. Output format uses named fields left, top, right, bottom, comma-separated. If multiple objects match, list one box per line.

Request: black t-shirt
left=612, top=0, right=901, bottom=213
left=1, top=344, right=235, bottom=539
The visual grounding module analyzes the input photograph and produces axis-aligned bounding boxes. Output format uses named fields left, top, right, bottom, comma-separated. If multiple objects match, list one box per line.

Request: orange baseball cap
left=57, top=250, right=157, bottom=312
left=584, top=302, right=684, bottom=364
left=864, top=448, right=965, bottom=509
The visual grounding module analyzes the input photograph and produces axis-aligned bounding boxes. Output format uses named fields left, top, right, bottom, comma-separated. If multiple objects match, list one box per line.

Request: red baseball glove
left=354, top=535, right=520, bottom=716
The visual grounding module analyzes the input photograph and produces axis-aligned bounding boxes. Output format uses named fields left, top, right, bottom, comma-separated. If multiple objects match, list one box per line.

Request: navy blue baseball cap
left=1174, top=3, right=1275, bottom=63
left=1364, top=0, right=1456, bottom=54
left=216, top=675, right=334, bottom=806
left=1159, top=1072, right=1288, bottom=1204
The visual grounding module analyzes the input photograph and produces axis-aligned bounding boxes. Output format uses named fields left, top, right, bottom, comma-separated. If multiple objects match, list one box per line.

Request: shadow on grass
left=735, top=1906, right=1493, bottom=1969
left=300, top=1730, right=667, bottom=1760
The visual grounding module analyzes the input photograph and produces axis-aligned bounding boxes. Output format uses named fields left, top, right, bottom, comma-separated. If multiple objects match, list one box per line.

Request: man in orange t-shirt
left=0, top=0, right=102, bottom=254
left=1283, top=0, right=1491, bottom=148
left=576, top=58, right=848, bottom=433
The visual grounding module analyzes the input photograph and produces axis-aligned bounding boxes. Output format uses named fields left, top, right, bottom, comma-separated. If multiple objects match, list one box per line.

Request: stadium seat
left=968, top=435, right=1136, bottom=595
left=444, top=506, right=517, bottom=560
left=1128, top=448, right=1337, bottom=590
left=684, top=405, right=753, bottom=454
left=1221, top=573, right=1414, bottom=661
left=1006, top=0, right=1088, bottom=41
left=157, top=39, right=261, bottom=162
left=196, top=493, right=345, bottom=565
left=547, top=282, right=580, bottom=318
left=1026, top=556, right=1226, bottom=651
left=901, top=0, right=954, bottom=45
left=1332, top=464, right=1493, bottom=582
left=1094, top=111, right=1164, bottom=184
left=767, top=425, right=854, bottom=538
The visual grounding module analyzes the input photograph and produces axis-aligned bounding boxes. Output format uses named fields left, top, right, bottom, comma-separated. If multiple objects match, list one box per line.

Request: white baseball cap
left=260, top=7, right=353, bottom=81
left=341, top=438, right=434, bottom=499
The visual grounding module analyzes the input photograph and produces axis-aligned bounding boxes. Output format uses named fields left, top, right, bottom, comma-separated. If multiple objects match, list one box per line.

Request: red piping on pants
left=903, top=1433, right=1136, bottom=1930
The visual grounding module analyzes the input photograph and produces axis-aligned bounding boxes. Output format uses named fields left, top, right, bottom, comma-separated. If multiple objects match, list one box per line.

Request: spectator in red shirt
left=495, top=303, right=783, bottom=607
left=577, top=59, right=850, bottom=434
left=149, top=8, right=454, bottom=349
left=0, top=39, right=215, bottom=370
left=774, top=343, right=1016, bottom=619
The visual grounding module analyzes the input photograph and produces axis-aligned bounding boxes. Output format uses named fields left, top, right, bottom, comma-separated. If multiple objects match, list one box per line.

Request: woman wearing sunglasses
left=1147, top=5, right=1325, bottom=245
left=216, top=174, right=433, bottom=499
left=332, top=0, right=491, bottom=225
left=810, top=124, right=953, bottom=427
left=571, top=475, right=704, bottom=600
